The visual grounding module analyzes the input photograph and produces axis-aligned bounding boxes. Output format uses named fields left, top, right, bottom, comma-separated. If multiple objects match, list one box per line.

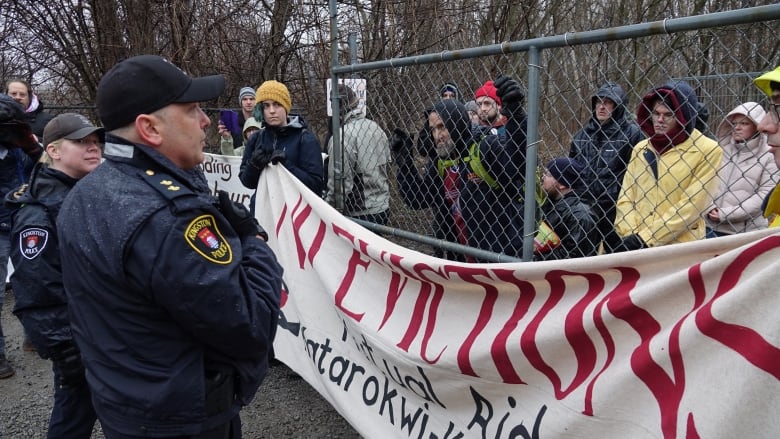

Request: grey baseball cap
left=42, top=113, right=104, bottom=147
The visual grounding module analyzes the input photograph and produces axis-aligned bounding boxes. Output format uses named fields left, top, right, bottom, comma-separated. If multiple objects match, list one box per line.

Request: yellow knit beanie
left=256, top=80, right=291, bottom=113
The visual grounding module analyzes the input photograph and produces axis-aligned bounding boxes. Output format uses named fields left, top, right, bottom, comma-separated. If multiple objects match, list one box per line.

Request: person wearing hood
left=221, top=116, right=262, bottom=157
left=7, top=113, right=104, bottom=438
left=706, top=102, right=776, bottom=237
left=609, top=80, right=721, bottom=252
left=392, top=75, right=527, bottom=261
left=5, top=79, right=54, bottom=138
left=464, top=100, right=480, bottom=127
left=239, top=80, right=324, bottom=213
left=412, top=83, right=465, bottom=160
left=440, top=82, right=461, bottom=101
left=325, top=84, right=391, bottom=225
left=568, top=82, right=644, bottom=251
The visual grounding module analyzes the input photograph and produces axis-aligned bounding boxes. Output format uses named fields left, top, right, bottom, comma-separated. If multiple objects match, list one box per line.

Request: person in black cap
left=0, top=93, right=43, bottom=380
left=6, top=113, right=104, bottom=438
left=56, top=55, right=283, bottom=438
left=536, top=157, right=598, bottom=261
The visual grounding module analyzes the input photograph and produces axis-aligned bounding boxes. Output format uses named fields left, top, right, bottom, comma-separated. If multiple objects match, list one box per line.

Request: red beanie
left=474, top=80, right=501, bottom=106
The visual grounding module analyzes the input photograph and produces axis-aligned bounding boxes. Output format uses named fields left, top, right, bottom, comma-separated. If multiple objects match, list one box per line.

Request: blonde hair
left=41, top=139, right=64, bottom=166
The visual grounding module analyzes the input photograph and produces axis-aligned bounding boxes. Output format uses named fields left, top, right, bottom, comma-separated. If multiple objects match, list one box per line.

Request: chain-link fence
left=325, top=5, right=780, bottom=262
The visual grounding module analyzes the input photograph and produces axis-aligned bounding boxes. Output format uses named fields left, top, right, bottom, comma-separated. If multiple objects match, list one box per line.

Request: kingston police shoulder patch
left=19, top=228, right=48, bottom=260
left=184, top=215, right=233, bottom=264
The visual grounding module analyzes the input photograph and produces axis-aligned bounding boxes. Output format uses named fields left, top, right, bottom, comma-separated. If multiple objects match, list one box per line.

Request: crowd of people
left=0, top=59, right=779, bottom=438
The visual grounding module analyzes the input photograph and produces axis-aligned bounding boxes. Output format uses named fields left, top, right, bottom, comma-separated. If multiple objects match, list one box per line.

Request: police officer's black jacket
left=6, top=165, right=78, bottom=358
left=57, top=135, right=284, bottom=436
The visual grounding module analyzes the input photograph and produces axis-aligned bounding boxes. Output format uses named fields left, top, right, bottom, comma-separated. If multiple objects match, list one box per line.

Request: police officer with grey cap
left=7, top=112, right=104, bottom=438
left=57, top=55, right=283, bottom=438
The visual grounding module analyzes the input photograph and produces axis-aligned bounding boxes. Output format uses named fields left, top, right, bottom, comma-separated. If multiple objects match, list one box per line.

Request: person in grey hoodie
left=569, top=82, right=644, bottom=251
left=706, top=102, right=778, bottom=237
left=326, top=84, right=391, bottom=225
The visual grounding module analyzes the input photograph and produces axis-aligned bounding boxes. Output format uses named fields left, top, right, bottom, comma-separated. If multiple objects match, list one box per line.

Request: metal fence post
left=523, top=47, right=542, bottom=262
left=328, top=0, right=343, bottom=210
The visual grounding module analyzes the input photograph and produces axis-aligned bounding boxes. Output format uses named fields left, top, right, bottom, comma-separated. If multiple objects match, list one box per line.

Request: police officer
left=57, top=55, right=284, bottom=438
left=7, top=113, right=104, bottom=438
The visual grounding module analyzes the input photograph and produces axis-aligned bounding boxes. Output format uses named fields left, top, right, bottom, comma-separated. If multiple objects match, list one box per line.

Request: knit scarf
left=648, top=124, right=689, bottom=156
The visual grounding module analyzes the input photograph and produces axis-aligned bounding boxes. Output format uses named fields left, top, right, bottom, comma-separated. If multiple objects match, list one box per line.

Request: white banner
left=204, top=153, right=780, bottom=439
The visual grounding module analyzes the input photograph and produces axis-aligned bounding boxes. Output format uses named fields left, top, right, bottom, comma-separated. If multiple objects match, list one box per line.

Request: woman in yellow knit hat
left=238, top=80, right=324, bottom=213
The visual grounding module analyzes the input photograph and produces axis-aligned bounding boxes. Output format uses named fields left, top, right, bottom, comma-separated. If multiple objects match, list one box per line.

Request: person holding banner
left=609, top=80, right=721, bottom=252
left=57, top=55, right=283, bottom=439
left=239, top=80, right=324, bottom=212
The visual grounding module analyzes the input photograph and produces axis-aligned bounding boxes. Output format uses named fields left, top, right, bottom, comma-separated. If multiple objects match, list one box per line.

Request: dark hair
left=770, top=81, right=780, bottom=93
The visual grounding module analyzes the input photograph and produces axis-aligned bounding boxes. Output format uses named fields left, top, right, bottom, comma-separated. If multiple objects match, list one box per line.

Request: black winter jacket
left=58, top=135, right=283, bottom=436
left=239, top=115, right=324, bottom=203
left=569, top=82, right=644, bottom=212
left=7, top=166, right=78, bottom=358
left=397, top=100, right=527, bottom=260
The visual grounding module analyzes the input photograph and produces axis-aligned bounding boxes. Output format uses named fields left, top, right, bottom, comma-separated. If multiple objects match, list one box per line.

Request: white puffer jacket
left=708, top=102, right=779, bottom=234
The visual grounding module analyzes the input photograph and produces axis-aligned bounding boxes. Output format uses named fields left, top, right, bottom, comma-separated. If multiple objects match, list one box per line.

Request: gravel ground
left=0, top=290, right=361, bottom=438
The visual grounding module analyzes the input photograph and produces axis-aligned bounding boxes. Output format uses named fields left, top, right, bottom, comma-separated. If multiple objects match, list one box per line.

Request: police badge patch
left=184, top=215, right=233, bottom=264
left=20, top=228, right=48, bottom=260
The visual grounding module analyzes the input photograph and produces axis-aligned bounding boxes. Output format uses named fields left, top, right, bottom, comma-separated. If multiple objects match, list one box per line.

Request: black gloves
left=389, top=128, right=413, bottom=154
left=250, top=149, right=272, bottom=170
left=269, top=150, right=286, bottom=165
left=51, top=342, right=86, bottom=390
left=217, top=190, right=268, bottom=240
left=250, top=149, right=285, bottom=170
left=494, top=74, right=525, bottom=116
left=607, top=233, right=647, bottom=253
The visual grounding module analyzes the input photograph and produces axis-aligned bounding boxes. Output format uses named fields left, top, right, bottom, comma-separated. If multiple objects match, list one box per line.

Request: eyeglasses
left=651, top=110, right=675, bottom=121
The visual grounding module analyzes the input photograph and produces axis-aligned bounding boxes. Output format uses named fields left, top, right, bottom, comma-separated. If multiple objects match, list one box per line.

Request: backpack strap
left=462, top=139, right=499, bottom=189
